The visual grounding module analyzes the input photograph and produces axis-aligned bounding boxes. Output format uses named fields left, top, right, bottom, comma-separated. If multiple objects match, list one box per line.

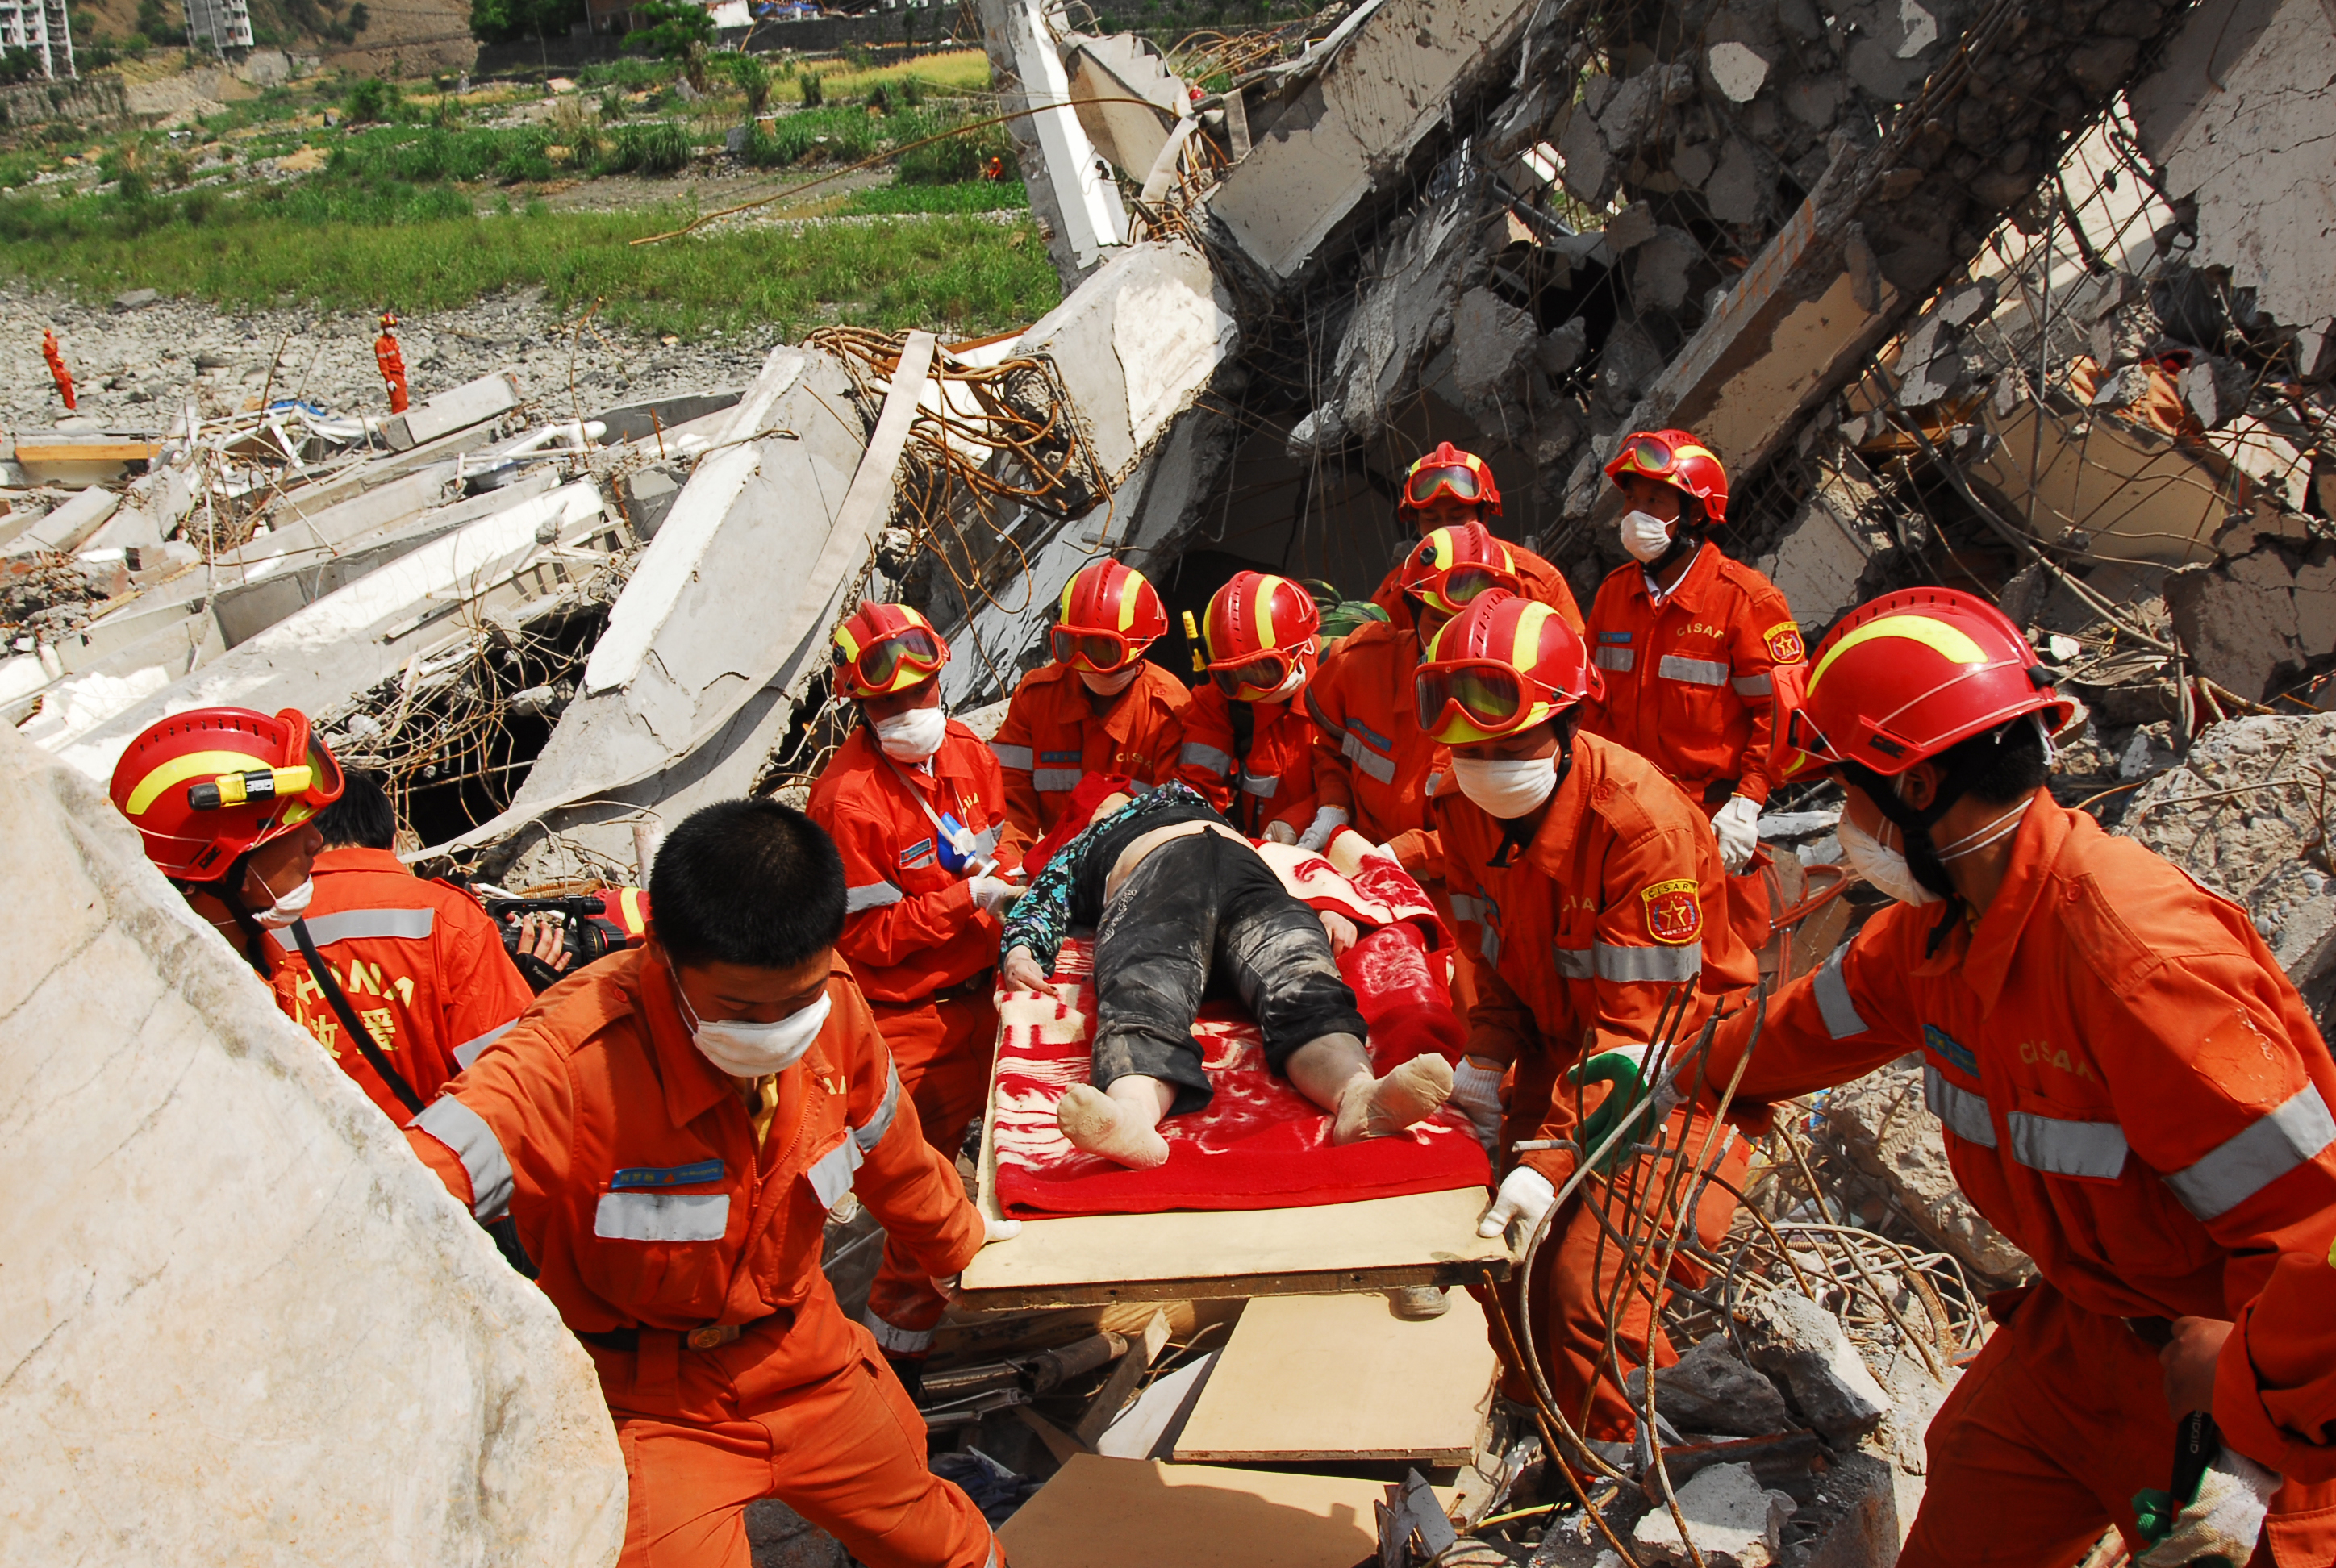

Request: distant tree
left=469, top=0, right=583, bottom=55
left=624, top=0, right=714, bottom=59
left=0, top=45, right=38, bottom=81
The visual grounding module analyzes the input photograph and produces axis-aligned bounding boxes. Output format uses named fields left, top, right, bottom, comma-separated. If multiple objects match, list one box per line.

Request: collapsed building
left=5, top=0, right=2334, bottom=1560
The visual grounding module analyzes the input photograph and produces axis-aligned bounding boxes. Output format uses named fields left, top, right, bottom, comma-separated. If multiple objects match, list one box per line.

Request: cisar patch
left=1642, top=878, right=1702, bottom=945
left=1923, top=1023, right=1979, bottom=1078
left=1763, top=620, right=1806, bottom=665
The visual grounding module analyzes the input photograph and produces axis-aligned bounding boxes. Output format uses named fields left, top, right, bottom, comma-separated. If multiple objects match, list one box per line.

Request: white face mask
left=1620, top=509, right=1675, bottom=565
left=1836, top=815, right=1940, bottom=907
left=1080, top=665, right=1140, bottom=696
left=668, top=956, right=832, bottom=1076
left=250, top=867, right=315, bottom=929
left=1450, top=755, right=1559, bottom=819
left=874, top=703, right=948, bottom=763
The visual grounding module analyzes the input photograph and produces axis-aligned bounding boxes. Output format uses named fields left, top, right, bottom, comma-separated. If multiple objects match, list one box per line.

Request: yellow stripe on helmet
left=124, top=749, right=282, bottom=817
left=1254, top=575, right=1290, bottom=652
left=1058, top=573, right=1081, bottom=622
left=833, top=624, right=864, bottom=661
left=1116, top=568, right=1142, bottom=632
left=1508, top=601, right=1554, bottom=671
left=1808, top=614, right=1989, bottom=694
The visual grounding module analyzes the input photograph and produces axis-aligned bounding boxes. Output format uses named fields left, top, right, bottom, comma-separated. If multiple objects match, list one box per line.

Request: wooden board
left=1171, top=1291, right=1495, bottom=1466
left=999, top=1453, right=1443, bottom=1568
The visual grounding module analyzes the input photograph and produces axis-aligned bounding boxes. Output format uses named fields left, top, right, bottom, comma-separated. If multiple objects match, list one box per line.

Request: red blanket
left=990, top=835, right=1491, bottom=1218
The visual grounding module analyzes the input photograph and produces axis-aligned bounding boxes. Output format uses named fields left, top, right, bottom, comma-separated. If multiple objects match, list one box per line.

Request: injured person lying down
left=998, top=781, right=1454, bottom=1169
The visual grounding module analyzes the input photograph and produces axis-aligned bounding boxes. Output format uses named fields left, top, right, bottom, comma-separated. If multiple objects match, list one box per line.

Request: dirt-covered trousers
left=1091, top=828, right=1368, bottom=1116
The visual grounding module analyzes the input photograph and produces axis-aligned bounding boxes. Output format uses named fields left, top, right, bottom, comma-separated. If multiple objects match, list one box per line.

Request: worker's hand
left=2134, top=1449, right=2280, bottom=1567
left=1569, top=1041, right=1685, bottom=1175
left=1447, top=1055, right=1506, bottom=1155
left=515, top=912, right=573, bottom=971
left=2159, top=1316, right=2234, bottom=1420
left=1477, top=1165, right=1556, bottom=1239
left=1712, top=794, right=1761, bottom=874
left=1001, top=945, right=1050, bottom=992
left=1297, top=805, right=1349, bottom=852
left=1262, top=819, right=1299, bottom=845
left=970, top=875, right=1022, bottom=920
left=1318, top=907, right=1358, bottom=956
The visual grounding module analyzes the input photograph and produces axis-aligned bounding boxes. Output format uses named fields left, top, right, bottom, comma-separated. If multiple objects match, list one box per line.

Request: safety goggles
left=1051, top=625, right=1145, bottom=673
left=1402, top=461, right=1487, bottom=510
left=1610, top=432, right=1684, bottom=480
left=1414, top=661, right=1543, bottom=741
left=1208, top=647, right=1299, bottom=699
left=839, top=626, right=945, bottom=693
left=1415, top=562, right=1522, bottom=615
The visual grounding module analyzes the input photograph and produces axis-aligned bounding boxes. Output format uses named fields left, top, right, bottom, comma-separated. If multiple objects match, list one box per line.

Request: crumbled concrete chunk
left=1633, top=1462, right=1798, bottom=1567
left=1737, top=1290, right=1892, bottom=1440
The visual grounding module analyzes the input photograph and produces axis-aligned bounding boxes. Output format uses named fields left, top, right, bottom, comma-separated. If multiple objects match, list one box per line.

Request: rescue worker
left=375, top=311, right=410, bottom=416
left=42, top=326, right=75, bottom=411
left=991, top=557, right=1187, bottom=838
left=404, top=798, right=1018, bottom=1568
left=1579, top=430, right=1804, bottom=957
left=1587, top=588, right=2336, bottom=1566
left=1174, top=570, right=1322, bottom=842
left=1367, top=443, right=1583, bottom=630
left=807, top=602, right=1025, bottom=1387
left=1415, top=590, right=1757, bottom=1445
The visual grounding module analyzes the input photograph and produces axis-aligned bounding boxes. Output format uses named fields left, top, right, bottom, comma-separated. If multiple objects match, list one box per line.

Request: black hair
left=649, top=799, right=846, bottom=970
left=312, top=769, right=399, bottom=850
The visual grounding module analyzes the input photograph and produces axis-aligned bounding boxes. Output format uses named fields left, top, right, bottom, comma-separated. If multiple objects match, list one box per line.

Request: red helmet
left=1201, top=571, right=1320, bottom=700
left=832, top=601, right=949, bottom=699
left=1399, top=441, right=1502, bottom=519
left=1778, top=588, right=2075, bottom=781
left=1416, top=590, right=1602, bottom=744
left=1396, top=523, right=1524, bottom=616
left=1604, top=427, right=1729, bottom=525
left=1052, top=558, right=1168, bottom=674
left=110, top=707, right=346, bottom=883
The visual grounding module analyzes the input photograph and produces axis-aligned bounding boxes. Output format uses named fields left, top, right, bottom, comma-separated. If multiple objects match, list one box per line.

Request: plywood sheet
left=1172, top=1292, right=1496, bottom=1466
left=999, top=1454, right=1435, bottom=1568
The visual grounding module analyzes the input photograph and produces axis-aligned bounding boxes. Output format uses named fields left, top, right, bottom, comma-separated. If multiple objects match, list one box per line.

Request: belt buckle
left=686, top=1324, right=741, bottom=1350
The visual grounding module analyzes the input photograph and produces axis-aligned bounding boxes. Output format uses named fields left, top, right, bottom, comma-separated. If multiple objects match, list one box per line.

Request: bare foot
left=1057, top=1083, right=1172, bottom=1169
left=1331, top=1053, right=1456, bottom=1144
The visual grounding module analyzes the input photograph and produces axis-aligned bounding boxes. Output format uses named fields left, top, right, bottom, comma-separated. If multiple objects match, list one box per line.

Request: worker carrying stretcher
left=998, top=780, right=1455, bottom=1170
left=1174, top=569, right=1324, bottom=842
left=1587, top=588, right=2336, bottom=1566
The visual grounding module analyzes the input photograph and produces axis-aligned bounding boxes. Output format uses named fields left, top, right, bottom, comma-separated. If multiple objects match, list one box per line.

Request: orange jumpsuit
left=1174, top=682, right=1318, bottom=838
left=990, top=660, right=1187, bottom=837
left=1436, top=734, right=1758, bottom=1440
left=807, top=722, right=1024, bottom=1360
left=2222, top=1246, right=2336, bottom=1483
left=1699, top=801, right=2336, bottom=1566
left=42, top=327, right=74, bottom=411
left=374, top=331, right=410, bottom=415
left=1581, top=541, right=1804, bottom=958
left=268, top=845, right=535, bottom=1122
left=1370, top=537, right=1586, bottom=631
left=406, top=949, right=999, bottom=1568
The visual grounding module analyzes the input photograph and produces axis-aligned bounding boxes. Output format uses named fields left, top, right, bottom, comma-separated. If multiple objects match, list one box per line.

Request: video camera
left=487, top=894, right=636, bottom=991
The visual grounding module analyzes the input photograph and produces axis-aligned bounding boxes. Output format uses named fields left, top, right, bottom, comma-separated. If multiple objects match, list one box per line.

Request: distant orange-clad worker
left=991, top=557, right=1187, bottom=838
left=404, top=799, right=1017, bottom=1568
left=1418, top=590, right=1755, bottom=1441
left=1174, top=570, right=1323, bottom=841
left=43, top=326, right=75, bottom=411
left=1366, top=443, right=1582, bottom=631
left=808, top=602, right=1026, bottom=1382
left=375, top=310, right=410, bottom=416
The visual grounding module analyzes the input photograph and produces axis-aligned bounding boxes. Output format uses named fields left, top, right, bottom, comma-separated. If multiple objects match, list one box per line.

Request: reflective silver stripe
left=1659, top=655, right=1730, bottom=686
left=1032, top=768, right=1082, bottom=791
left=971, top=824, right=1003, bottom=856
left=593, top=1191, right=731, bottom=1242
left=2008, top=1111, right=2129, bottom=1180
left=1595, top=647, right=1634, bottom=673
left=991, top=743, right=1034, bottom=771
left=413, top=1096, right=515, bottom=1221
left=1181, top=741, right=1234, bottom=774
left=1447, top=893, right=1488, bottom=926
left=1425, top=770, right=1445, bottom=799
left=1922, top=1064, right=1997, bottom=1148
left=1341, top=732, right=1396, bottom=784
left=854, top=1063, right=903, bottom=1153
left=807, top=1136, right=866, bottom=1209
left=985, top=1542, right=1000, bottom=1568
left=1554, top=945, right=1595, bottom=979
left=270, top=906, right=436, bottom=950
left=845, top=882, right=903, bottom=913
left=1812, top=945, right=1867, bottom=1040
left=1596, top=941, right=1702, bottom=982
left=1240, top=771, right=1279, bottom=798
left=452, top=1020, right=515, bottom=1070
left=862, top=1306, right=933, bottom=1354
left=2164, top=1085, right=2336, bottom=1220
left=1732, top=673, right=1774, bottom=697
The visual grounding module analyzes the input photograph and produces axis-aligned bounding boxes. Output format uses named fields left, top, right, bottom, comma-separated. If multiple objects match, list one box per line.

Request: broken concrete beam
left=973, top=0, right=1129, bottom=283
left=1064, top=32, right=1187, bottom=181
left=1779, top=1451, right=1909, bottom=1568
left=1633, top=1462, right=1798, bottom=1568
left=381, top=370, right=525, bottom=452
left=1, top=724, right=624, bottom=1565
left=1752, top=453, right=1896, bottom=636
left=1737, top=1290, right=1892, bottom=1441
left=2163, top=538, right=2336, bottom=700
left=1320, top=185, right=1479, bottom=445
left=8, top=485, right=119, bottom=557
left=1822, top=1060, right=2036, bottom=1284
left=1629, top=1332, right=1797, bottom=1438
left=1201, top=0, right=1545, bottom=287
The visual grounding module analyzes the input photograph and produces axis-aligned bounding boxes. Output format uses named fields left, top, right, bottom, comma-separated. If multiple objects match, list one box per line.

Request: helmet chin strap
left=213, top=849, right=277, bottom=975
left=1647, top=517, right=1706, bottom=580
left=1840, top=721, right=2026, bottom=906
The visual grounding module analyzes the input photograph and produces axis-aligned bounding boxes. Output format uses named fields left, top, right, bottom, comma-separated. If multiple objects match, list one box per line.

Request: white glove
left=1477, top=1165, right=1557, bottom=1238
left=1262, top=819, right=1299, bottom=845
left=1713, top=793, right=1761, bottom=874
left=970, top=875, right=1022, bottom=918
left=982, top=1213, right=1022, bottom=1245
left=1448, top=1057, right=1505, bottom=1155
left=1298, top=805, right=1349, bottom=852
left=2137, top=1450, right=2280, bottom=1567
